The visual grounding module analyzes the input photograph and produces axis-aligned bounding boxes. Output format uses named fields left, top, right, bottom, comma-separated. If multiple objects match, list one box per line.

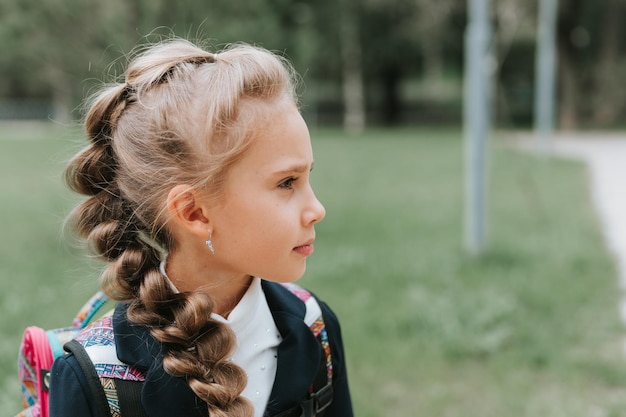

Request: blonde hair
left=65, top=38, right=298, bottom=417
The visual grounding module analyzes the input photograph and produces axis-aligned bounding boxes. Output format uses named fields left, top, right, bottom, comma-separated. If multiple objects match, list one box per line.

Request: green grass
left=2, top=124, right=625, bottom=416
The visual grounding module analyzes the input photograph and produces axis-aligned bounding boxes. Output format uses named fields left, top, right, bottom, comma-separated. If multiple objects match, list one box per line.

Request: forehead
left=240, top=100, right=313, bottom=170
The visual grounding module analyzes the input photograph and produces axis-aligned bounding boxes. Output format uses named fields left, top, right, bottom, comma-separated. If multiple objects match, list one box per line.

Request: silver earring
left=205, top=232, right=215, bottom=254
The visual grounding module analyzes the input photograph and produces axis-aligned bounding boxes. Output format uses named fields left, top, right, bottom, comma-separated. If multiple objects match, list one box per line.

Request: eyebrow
left=272, top=162, right=314, bottom=176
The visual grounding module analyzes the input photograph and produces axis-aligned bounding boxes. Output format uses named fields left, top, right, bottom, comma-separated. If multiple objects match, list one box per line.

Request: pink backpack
left=15, top=292, right=108, bottom=417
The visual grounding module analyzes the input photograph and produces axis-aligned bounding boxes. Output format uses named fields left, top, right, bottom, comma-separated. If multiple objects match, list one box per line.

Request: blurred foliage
left=1, top=0, right=626, bottom=128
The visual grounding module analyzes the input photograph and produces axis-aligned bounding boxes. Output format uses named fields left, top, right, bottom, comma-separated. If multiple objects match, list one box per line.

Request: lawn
left=2, top=123, right=625, bottom=416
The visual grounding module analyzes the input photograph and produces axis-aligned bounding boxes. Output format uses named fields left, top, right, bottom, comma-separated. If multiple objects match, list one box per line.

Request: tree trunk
left=555, top=1, right=585, bottom=131
left=417, top=1, right=452, bottom=86
left=381, top=66, right=402, bottom=126
left=48, top=67, right=73, bottom=124
left=592, top=0, right=623, bottom=126
left=557, top=47, right=577, bottom=130
left=339, top=0, right=365, bottom=134
left=422, top=40, right=444, bottom=84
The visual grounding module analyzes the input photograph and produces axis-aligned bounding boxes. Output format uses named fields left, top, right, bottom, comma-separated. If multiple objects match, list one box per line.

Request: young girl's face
left=207, top=98, right=326, bottom=283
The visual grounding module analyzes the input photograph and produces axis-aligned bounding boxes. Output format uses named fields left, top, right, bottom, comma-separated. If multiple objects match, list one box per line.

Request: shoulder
left=264, top=281, right=353, bottom=416
left=50, top=352, right=88, bottom=386
left=49, top=316, right=118, bottom=404
left=261, top=281, right=332, bottom=321
left=279, top=282, right=325, bottom=327
left=261, top=280, right=342, bottom=334
left=49, top=352, right=95, bottom=416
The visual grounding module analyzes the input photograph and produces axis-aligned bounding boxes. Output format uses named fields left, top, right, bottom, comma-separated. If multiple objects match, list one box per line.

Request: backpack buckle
left=301, top=384, right=333, bottom=416
left=40, top=369, right=51, bottom=392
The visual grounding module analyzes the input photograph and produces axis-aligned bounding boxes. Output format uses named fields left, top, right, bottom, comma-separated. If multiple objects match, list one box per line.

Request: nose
left=304, top=188, right=326, bottom=225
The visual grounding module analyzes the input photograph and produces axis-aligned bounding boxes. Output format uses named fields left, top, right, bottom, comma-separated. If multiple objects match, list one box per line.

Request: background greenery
left=2, top=124, right=625, bottom=416
left=1, top=1, right=626, bottom=129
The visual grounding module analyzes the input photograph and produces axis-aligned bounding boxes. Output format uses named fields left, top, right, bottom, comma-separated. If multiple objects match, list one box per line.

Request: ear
left=166, top=185, right=211, bottom=238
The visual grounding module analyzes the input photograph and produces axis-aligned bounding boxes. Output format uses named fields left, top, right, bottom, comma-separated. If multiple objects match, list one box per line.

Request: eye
left=278, top=177, right=297, bottom=190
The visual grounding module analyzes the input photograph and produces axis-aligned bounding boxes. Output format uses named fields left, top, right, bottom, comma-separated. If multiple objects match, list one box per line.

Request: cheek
left=221, top=200, right=280, bottom=245
left=244, top=207, right=287, bottom=245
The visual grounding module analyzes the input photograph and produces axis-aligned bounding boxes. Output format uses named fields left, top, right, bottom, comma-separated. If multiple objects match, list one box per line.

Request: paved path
left=514, top=132, right=626, bottom=325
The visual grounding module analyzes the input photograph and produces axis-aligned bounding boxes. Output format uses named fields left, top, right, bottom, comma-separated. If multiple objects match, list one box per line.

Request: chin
left=258, top=260, right=307, bottom=283
left=267, top=268, right=306, bottom=283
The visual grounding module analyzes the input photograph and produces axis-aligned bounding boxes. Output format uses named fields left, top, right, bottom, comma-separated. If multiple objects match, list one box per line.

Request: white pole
left=464, top=0, right=492, bottom=255
left=534, top=0, right=558, bottom=151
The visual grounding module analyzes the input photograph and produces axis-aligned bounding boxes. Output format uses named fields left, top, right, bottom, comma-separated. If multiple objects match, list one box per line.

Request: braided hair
left=65, top=38, right=298, bottom=417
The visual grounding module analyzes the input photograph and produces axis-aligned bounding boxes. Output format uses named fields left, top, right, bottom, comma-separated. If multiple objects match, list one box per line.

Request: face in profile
left=206, top=98, right=326, bottom=283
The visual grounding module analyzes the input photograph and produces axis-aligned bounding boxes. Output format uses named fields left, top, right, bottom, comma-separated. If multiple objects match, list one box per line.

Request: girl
left=49, top=38, right=353, bottom=417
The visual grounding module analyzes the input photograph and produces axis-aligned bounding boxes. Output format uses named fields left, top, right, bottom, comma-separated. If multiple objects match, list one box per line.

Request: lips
left=293, top=239, right=315, bottom=256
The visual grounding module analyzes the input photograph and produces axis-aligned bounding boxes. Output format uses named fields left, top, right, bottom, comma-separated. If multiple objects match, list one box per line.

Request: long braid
left=65, top=38, right=297, bottom=417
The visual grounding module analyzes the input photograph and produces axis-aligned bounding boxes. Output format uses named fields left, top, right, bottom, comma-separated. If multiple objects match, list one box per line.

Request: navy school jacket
left=49, top=281, right=353, bottom=417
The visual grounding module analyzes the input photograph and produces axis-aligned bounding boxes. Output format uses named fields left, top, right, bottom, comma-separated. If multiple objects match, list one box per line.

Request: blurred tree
left=0, top=0, right=133, bottom=122
left=0, top=0, right=301, bottom=122
left=415, top=0, right=458, bottom=85
left=557, top=0, right=590, bottom=129
left=555, top=0, right=619, bottom=129
left=359, top=0, right=464, bottom=125
left=4, top=0, right=624, bottom=129
left=360, top=0, right=422, bottom=125
left=0, top=0, right=464, bottom=127
left=339, top=0, right=365, bottom=134
left=591, top=0, right=626, bottom=126
left=492, top=0, right=626, bottom=130
left=492, top=0, right=536, bottom=127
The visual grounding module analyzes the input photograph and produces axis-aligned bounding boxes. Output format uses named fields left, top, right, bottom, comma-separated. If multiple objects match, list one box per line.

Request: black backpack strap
left=64, top=340, right=112, bottom=417
left=302, top=344, right=334, bottom=416
left=270, top=308, right=334, bottom=417
left=310, top=307, right=334, bottom=415
left=116, top=379, right=149, bottom=417
left=299, top=385, right=334, bottom=417
left=271, top=385, right=333, bottom=417
left=64, top=339, right=148, bottom=417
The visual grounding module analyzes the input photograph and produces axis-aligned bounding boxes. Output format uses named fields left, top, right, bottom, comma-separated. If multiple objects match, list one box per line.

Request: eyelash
left=279, top=177, right=298, bottom=189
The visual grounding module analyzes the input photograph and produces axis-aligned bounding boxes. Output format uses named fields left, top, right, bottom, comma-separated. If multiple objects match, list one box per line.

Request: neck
left=162, top=254, right=253, bottom=318
left=210, top=276, right=254, bottom=318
